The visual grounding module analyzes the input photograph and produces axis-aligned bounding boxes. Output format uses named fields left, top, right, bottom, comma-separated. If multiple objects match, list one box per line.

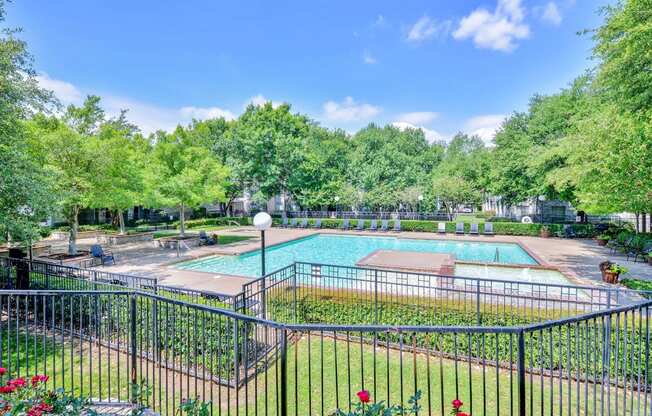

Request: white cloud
left=407, top=15, right=452, bottom=42
left=245, top=94, right=283, bottom=109
left=362, top=50, right=377, bottom=64
left=36, top=74, right=236, bottom=135
left=453, top=0, right=530, bottom=52
left=463, top=114, right=506, bottom=144
left=36, top=73, right=83, bottom=105
left=541, top=2, right=562, bottom=25
left=392, top=121, right=444, bottom=143
left=375, top=14, right=386, bottom=26
left=322, top=97, right=381, bottom=122
left=395, top=111, right=439, bottom=125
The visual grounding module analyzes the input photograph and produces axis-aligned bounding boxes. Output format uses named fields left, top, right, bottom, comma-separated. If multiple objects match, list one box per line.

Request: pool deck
left=71, top=226, right=652, bottom=295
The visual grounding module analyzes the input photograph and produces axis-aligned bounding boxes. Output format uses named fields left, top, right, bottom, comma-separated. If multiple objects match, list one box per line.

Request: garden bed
left=97, top=232, right=154, bottom=246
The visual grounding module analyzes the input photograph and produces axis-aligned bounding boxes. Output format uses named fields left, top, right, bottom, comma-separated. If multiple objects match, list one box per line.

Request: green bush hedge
left=272, top=218, right=597, bottom=237
left=176, top=216, right=251, bottom=229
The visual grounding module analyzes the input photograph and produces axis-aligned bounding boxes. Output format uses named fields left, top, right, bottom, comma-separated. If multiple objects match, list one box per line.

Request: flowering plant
left=334, top=390, right=421, bottom=416
left=450, top=399, right=470, bottom=416
left=0, top=368, right=93, bottom=416
left=178, top=397, right=211, bottom=416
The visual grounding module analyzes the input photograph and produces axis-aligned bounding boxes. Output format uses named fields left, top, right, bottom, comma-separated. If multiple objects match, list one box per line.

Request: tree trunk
left=118, top=210, right=126, bottom=235
left=635, top=212, right=640, bottom=233
left=179, top=203, right=186, bottom=237
left=68, top=204, right=79, bottom=255
left=642, top=213, right=647, bottom=233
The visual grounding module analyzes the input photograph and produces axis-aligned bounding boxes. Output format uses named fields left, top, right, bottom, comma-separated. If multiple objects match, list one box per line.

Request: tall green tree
left=0, top=2, right=54, bottom=247
left=147, top=129, right=229, bottom=236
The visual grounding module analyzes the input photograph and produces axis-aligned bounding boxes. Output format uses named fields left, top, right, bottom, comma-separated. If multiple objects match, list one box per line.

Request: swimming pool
left=175, top=234, right=538, bottom=277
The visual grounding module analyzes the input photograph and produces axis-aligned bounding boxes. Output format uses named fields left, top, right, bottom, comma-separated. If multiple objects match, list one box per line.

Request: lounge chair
left=455, top=222, right=465, bottom=235
left=199, top=230, right=216, bottom=245
left=380, top=220, right=389, bottom=232
left=91, top=244, right=115, bottom=266
left=626, top=238, right=652, bottom=262
left=438, top=222, right=446, bottom=234
left=483, top=223, right=494, bottom=236
left=288, top=218, right=298, bottom=228
left=355, top=220, right=365, bottom=231
left=563, top=225, right=577, bottom=238
left=280, top=217, right=288, bottom=228
left=393, top=219, right=401, bottom=232
left=339, top=218, right=350, bottom=230
left=312, top=218, right=322, bottom=229
left=470, top=223, right=479, bottom=235
left=369, top=219, right=378, bottom=231
left=298, top=218, right=308, bottom=228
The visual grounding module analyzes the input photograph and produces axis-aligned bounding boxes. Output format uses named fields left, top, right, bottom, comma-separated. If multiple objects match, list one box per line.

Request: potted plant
left=602, top=263, right=628, bottom=284
left=540, top=225, right=551, bottom=238
left=596, top=234, right=610, bottom=246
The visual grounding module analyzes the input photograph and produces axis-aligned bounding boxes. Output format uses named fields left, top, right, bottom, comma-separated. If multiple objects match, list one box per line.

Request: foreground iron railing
left=1, top=258, right=651, bottom=415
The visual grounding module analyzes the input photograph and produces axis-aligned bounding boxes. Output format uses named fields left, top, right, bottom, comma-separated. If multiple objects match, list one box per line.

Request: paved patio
left=60, top=226, right=652, bottom=295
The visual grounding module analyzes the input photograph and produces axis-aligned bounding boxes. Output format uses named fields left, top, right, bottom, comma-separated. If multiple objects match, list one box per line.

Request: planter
left=97, top=232, right=154, bottom=246
left=602, top=271, right=620, bottom=284
left=540, top=228, right=551, bottom=238
left=596, top=238, right=608, bottom=247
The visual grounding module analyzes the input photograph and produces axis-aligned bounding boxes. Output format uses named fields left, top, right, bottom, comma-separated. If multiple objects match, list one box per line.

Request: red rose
left=37, top=402, right=53, bottom=412
left=356, top=390, right=371, bottom=403
left=9, top=378, right=25, bottom=387
left=456, top=412, right=469, bottom=416
left=31, top=375, right=48, bottom=386
left=0, top=368, right=6, bottom=376
left=0, top=385, right=16, bottom=394
left=452, top=399, right=463, bottom=409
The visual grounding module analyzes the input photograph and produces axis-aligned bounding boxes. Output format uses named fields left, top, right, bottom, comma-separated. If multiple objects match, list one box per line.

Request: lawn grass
left=620, top=278, right=652, bottom=298
left=151, top=230, right=252, bottom=245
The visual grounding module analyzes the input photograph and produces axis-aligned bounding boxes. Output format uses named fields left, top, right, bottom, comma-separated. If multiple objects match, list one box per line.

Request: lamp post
left=418, top=194, right=424, bottom=219
left=253, top=212, right=272, bottom=318
left=334, top=196, right=340, bottom=218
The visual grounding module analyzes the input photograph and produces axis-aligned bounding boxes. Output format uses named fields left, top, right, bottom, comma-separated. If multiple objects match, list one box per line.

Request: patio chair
left=298, top=218, right=308, bottom=228
left=563, top=225, right=577, bottom=238
left=483, top=222, right=494, bottom=236
left=355, top=220, right=365, bottom=231
left=369, top=219, right=378, bottom=231
left=470, top=223, right=479, bottom=235
left=90, top=244, right=115, bottom=266
left=607, top=232, right=629, bottom=253
left=626, top=237, right=651, bottom=262
left=280, top=217, right=289, bottom=228
left=438, top=222, right=446, bottom=234
left=199, top=230, right=216, bottom=245
left=288, top=218, right=298, bottom=228
left=312, top=218, right=322, bottom=229
left=380, top=219, right=389, bottom=232
left=393, top=219, right=401, bottom=232
left=339, top=218, right=350, bottom=230
left=455, top=222, right=465, bottom=235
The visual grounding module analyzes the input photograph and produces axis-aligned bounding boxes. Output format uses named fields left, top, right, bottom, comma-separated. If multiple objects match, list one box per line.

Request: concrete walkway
left=68, top=226, right=652, bottom=294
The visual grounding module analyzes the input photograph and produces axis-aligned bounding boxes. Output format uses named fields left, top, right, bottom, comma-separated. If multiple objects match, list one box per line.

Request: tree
left=432, top=175, right=481, bottom=220
left=87, top=112, right=147, bottom=234
left=0, top=2, right=55, bottom=248
left=147, top=129, right=229, bottom=236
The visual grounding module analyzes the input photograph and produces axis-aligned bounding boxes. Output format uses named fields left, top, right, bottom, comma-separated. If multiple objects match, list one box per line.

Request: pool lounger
left=470, top=223, right=479, bottom=235
left=393, top=219, right=401, bottom=232
left=355, top=220, right=365, bottom=231
left=483, top=222, right=494, bottom=235
left=380, top=219, right=389, bottom=232
left=369, top=219, right=378, bottom=231
left=455, top=222, right=465, bottom=235
left=438, top=222, right=446, bottom=234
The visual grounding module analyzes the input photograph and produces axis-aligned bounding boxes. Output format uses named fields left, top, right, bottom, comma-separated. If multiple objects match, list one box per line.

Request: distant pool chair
left=455, top=222, right=465, bottom=235
left=380, top=219, right=389, bottom=232
left=280, top=217, right=288, bottom=228
left=470, top=223, right=479, bottom=235
left=356, top=220, right=365, bottom=231
left=369, top=219, right=378, bottom=231
left=289, top=218, right=298, bottom=228
left=91, top=244, right=115, bottom=266
left=199, top=230, right=216, bottom=245
left=393, top=219, right=401, bottom=232
left=298, top=218, right=308, bottom=228
left=483, top=222, right=494, bottom=236
left=339, top=218, right=350, bottom=230
left=312, top=218, right=322, bottom=229
left=438, top=222, right=446, bottom=234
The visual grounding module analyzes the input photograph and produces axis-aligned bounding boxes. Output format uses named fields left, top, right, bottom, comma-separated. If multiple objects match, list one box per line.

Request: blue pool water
left=175, top=234, right=538, bottom=277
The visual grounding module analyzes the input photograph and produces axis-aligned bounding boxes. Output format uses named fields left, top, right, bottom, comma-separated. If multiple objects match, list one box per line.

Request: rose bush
left=335, top=390, right=421, bottom=416
left=0, top=369, right=93, bottom=416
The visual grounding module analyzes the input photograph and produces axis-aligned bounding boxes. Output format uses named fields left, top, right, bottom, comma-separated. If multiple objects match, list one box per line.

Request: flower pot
left=540, top=228, right=551, bottom=238
left=602, top=271, right=620, bottom=284
left=597, top=238, right=608, bottom=247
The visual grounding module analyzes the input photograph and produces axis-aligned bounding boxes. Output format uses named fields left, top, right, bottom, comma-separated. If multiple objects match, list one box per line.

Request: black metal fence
left=1, top=259, right=651, bottom=415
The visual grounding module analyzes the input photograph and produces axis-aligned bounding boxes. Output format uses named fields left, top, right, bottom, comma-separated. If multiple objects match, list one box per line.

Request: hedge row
left=176, top=216, right=252, bottom=229
left=272, top=218, right=597, bottom=237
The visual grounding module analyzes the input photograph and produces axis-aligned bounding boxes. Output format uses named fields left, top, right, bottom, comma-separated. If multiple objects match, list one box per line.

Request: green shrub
left=178, top=217, right=251, bottom=229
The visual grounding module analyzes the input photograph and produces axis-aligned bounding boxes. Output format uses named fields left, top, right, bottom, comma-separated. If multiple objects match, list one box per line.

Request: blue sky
left=7, top=0, right=607, bottom=142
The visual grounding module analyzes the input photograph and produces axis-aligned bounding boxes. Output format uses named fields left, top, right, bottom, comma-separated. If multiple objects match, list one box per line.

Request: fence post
left=374, top=269, right=379, bottom=324
left=280, top=328, right=288, bottom=416
left=293, top=263, right=297, bottom=323
left=517, top=330, right=526, bottom=416
left=153, top=285, right=160, bottom=363
left=129, top=294, right=138, bottom=404
left=476, top=281, right=481, bottom=325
